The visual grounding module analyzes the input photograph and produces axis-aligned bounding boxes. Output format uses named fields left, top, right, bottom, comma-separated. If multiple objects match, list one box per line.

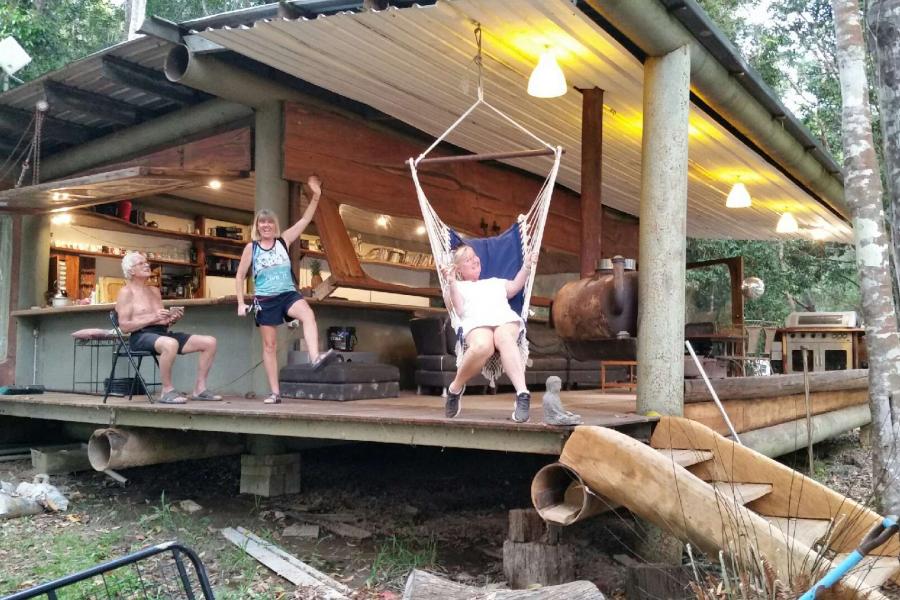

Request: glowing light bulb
left=776, top=212, right=799, bottom=234
left=725, top=182, right=751, bottom=208
left=527, top=50, right=567, bottom=99
left=208, top=179, right=222, bottom=190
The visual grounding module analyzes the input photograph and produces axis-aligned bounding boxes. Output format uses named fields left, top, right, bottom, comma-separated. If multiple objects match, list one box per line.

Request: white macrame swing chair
left=407, top=26, right=564, bottom=385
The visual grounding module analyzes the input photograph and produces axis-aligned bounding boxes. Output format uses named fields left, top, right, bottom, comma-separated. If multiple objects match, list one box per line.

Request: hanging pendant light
left=725, top=182, right=752, bottom=208
left=528, top=49, right=567, bottom=98
left=776, top=211, right=799, bottom=234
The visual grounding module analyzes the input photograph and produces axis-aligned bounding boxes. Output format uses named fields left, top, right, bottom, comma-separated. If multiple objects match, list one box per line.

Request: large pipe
left=165, top=46, right=305, bottom=107
left=40, top=100, right=251, bottom=182
left=738, top=404, right=871, bottom=458
left=583, top=0, right=846, bottom=216
left=88, top=427, right=245, bottom=471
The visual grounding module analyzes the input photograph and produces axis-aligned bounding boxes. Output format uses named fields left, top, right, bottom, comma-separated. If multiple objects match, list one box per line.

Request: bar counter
left=13, top=297, right=442, bottom=395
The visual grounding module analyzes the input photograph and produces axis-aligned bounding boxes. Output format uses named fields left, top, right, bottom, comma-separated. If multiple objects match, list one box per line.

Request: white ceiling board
left=199, top=0, right=850, bottom=243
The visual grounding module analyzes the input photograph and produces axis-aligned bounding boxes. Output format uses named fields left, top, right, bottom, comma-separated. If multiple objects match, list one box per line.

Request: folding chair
left=102, top=311, right=158, bottom=403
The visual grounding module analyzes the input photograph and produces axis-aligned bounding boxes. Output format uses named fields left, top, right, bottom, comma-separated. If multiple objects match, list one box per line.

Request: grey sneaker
left=512, top=392, right=531, bottom=423
left=445, top=385, right=464, bottom=418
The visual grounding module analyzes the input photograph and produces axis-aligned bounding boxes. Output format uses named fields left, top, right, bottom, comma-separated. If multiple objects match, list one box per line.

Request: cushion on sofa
left=280, top=362, right=400, bottom=384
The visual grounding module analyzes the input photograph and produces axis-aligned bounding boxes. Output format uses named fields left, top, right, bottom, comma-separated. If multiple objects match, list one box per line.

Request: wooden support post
left=503, top=509, right=574, bottom=589
left=580, top=88, right=604, bottom=278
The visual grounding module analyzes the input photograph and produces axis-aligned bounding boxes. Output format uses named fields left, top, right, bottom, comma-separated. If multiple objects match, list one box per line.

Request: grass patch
left=367, top=535, right=438, bottom=589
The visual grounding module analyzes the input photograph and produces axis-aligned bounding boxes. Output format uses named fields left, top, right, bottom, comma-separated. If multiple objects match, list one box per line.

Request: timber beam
left=0, top=399, right=571, bottom=455
left=137, top=15, right=186, bottom=45
left=101, top=55, right=209, bottom=106
left=0, top=105, right=102, bottom=145
left=42, top=81, right=160, bottom=126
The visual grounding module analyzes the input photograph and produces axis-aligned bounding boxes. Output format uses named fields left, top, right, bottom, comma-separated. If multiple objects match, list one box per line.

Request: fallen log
left=401, top=569, right=605, bottom=599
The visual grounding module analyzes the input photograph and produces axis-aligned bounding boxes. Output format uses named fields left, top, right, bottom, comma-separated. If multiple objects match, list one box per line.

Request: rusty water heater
left=551, top=256, right=638, bottom=360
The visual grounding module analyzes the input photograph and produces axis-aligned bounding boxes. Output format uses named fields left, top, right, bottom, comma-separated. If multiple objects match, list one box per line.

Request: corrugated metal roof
left=0, top=36, right=186, bottom=153
left=197, top=0, right=850, bottom=242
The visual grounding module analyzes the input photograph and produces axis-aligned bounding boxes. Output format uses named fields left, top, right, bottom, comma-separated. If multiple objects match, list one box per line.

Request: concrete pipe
left=165, top=46, right=304, bottom=108
left=531, top=462, right=611, bottom=526
left=88, top=427, right=245, bottom=471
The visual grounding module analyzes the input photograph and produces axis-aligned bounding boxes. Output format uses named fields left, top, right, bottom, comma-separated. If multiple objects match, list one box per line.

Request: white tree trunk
left=867, top=1, right=900, bottom=298
left=832, top=0, right=900, bottom=513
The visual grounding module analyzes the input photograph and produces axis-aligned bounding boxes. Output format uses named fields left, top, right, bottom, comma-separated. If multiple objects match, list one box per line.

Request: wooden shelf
left=52, top=247, right=197, bottom=268
left=207, top=250, right=243, bottom=260
left=299, top=249, right=327, bottom=260
left=72, top=210, right=247, bottom=248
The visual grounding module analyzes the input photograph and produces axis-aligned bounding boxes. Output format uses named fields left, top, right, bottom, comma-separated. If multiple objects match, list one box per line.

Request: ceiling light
left=776, top=212, right=799, bottom=234
left=809, top=227, right=829, bottom=241
left=376, top=215, right=390, bottom=228
left=207, top=179, right=222, bottom=190
left=725, top=182, right=751, bottom=208
left=415, top=225, right=426, bottom=236
left=527, top=49, right=567, bottom=98
left=51, top=213, right=72, bottom=225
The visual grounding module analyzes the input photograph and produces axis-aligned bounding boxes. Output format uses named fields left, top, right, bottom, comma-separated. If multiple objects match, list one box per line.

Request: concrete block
left=239, top=453, right=300, bottom=497
left=31, top=443, right=91, bottom=474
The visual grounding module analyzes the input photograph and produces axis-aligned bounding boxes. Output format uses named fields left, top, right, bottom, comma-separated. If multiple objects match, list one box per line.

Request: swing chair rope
left=407, top=23, right=564, bottom=384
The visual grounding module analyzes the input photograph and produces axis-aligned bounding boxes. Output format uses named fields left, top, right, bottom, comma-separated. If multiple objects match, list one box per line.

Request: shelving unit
left=51, top=246, right=197, bottom=268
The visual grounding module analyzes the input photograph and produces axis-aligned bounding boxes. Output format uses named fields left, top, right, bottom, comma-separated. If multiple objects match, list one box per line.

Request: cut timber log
left=683, top=369, right=867, bottom=402
left=651, top=416, right=896, bottom=556
left=502, top=540, right=575, bottom=589
left=509, top=509, right=560, bottom=544
left=222, top=527, right=351, bottom=599
left=402, top=569, right=604, bottom=599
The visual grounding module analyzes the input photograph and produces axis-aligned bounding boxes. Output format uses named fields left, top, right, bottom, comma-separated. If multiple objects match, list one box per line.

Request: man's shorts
left=129, top=326, right=193, bottom=354
left=255, top=290, right=304, bottom=327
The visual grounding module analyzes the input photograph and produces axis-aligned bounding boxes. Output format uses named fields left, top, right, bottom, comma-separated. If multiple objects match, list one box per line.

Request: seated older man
left=115, top=251, right=221, bottom=404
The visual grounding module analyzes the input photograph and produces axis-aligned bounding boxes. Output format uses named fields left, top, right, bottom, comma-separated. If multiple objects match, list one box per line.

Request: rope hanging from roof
left=407, top=25, right=563, bottom=384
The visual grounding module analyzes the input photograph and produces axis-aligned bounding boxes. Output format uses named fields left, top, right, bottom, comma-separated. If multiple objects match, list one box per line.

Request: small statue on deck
left=543, top=376, right=582, bottom=426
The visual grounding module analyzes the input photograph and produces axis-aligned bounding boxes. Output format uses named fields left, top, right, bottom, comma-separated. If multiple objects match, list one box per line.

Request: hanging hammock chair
left=407, top=27, right=564, bottom=385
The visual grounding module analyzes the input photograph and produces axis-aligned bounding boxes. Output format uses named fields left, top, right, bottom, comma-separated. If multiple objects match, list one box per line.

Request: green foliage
left=1, top=0, right=124, bottom=84
left=145, top=0, right=269, bottom=23
left=367, top=535, right=438, bottom=588
left=687, top=238, right=860, bottom=325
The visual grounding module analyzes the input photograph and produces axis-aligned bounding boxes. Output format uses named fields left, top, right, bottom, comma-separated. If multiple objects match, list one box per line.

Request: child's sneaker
left=512, top=392, right=531, bottom=423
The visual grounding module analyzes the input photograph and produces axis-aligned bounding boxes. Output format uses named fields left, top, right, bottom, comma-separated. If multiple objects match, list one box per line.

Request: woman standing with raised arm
left=235, top=175, right=339, bottom=404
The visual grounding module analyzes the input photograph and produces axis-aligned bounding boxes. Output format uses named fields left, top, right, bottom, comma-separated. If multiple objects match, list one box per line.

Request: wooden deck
left=0, top=390, right=650, bottom=455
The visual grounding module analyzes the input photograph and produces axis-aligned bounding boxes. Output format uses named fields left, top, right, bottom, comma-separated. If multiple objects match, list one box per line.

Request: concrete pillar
left=254, top=101, right=289, bottom=226
left=17, top=215, right=51, bottom=309
left=636, top=46, right=690, bottom=417
left=251, top=101, right=292, bottom=394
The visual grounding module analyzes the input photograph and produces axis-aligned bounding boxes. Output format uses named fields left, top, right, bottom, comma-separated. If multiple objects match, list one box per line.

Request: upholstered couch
left=410, top=316, right=604, bottom=395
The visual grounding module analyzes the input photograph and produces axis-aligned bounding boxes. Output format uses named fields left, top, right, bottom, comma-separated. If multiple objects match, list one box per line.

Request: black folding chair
left=3, top=540, right=215, bottom=599
left=102, top=311, right=158, bottom=404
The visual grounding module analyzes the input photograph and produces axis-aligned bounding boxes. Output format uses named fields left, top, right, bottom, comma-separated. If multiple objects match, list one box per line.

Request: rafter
left=0, top=105, right=102, bottom=144
left=102, top=55, right=208, bottom=106
left=42, top=81, right=159, bottom=126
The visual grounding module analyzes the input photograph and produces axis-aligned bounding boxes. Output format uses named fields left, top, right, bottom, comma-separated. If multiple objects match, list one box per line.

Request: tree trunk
left=402, top=570, right=604, bottom=600
left=832, top=0, right=900, bottom=513
left=867, top=0, right=900, bottom=307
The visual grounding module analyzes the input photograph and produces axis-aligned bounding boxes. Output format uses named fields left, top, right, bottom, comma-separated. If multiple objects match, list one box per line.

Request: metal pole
left=685, top=340, right=741, bottom=444
left=801, top=345, right=814, bottom=476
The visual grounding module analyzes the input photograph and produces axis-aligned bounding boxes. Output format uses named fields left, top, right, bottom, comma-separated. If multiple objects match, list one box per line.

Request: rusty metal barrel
left=552, top=257, right=638, bottom=339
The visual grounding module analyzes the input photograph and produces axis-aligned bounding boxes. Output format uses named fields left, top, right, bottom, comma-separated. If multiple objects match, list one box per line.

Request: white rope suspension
left=406, top=24, right=564, bottom=384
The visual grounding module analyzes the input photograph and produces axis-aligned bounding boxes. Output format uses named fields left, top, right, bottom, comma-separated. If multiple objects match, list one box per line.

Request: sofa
left=410, top=316, right=606, bottom=395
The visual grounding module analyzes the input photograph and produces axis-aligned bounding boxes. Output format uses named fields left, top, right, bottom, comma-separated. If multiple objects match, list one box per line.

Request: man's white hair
left=121, top=251, right=145, bottom=280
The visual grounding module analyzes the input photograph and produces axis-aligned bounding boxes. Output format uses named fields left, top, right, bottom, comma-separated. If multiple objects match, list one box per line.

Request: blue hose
left=799, top=515, right=898, bottom=600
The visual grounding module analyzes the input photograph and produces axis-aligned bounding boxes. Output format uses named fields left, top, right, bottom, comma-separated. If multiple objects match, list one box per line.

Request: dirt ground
left=0, top=428, right=883, bottom=599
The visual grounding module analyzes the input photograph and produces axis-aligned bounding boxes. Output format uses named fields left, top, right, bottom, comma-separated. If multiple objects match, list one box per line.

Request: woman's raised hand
left=525, top=251, right=538, bottom=271
left=307, top=175, right=322, bottom=197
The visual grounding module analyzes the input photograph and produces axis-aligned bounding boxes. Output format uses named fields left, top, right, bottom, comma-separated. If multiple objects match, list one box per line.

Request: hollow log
left=401, top=569, right=604, bottom=600
left=683, top=369, right=867, bottom=402
left=88, top=427, right=244, bottom=471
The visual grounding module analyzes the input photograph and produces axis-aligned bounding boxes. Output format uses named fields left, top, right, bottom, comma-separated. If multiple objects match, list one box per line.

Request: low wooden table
left=600, top=360, right=637, bottom=391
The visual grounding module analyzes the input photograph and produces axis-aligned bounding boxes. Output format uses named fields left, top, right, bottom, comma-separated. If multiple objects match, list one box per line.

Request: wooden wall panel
left=82, top=128, right=252, bottom=175
left=284, top=102, right=639, bottom=261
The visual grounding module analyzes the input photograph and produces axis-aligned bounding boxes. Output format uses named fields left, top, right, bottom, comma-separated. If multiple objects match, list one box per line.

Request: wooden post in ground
left=503, top=508, right=575, bottom=589
left=580, top=88, right=604, bottom=278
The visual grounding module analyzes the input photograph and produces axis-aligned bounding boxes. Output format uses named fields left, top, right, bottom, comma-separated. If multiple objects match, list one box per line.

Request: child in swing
left=440, top=244, right=537, bottom=422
